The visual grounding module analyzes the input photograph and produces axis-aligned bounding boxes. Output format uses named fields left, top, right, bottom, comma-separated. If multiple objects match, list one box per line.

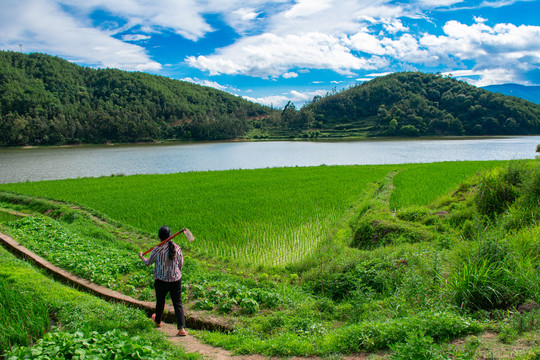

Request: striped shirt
left=143, top=242, right=183, bottom=282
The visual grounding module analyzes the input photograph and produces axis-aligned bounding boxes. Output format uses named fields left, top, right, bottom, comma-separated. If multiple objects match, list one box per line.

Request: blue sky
left=1, top=0, right=540, bottom=108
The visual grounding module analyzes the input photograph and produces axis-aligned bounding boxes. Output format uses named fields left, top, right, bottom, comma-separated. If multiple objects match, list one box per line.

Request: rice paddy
left=0, top=161, right=505, bottom=267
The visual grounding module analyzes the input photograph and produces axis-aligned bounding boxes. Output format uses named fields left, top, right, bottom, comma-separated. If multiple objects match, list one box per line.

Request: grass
left=1, top=160, right=538, bottom=358
left=0, top=162, right=505, bottom=268
left=0, top=276, right=49, bottom=352
left=389, top=160, right=503, bottom=209
left=1, top=165, right=395, bottom=267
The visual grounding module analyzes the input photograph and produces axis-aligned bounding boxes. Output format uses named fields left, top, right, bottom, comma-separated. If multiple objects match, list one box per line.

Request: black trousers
left=154, top=279, right=186, bottom=329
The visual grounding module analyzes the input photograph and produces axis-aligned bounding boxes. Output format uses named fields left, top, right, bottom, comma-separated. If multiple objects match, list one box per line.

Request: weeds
left=0, top=276, right=49, bottom=352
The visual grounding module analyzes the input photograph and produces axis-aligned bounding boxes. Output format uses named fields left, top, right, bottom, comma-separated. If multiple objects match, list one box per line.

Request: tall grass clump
left=448, top=228, right=540, bottom=312
left=0, top=276, right=49, bottom=352
left=472, top=160, right=540, bottom=229
left=474, top=168, right=520, bottom=217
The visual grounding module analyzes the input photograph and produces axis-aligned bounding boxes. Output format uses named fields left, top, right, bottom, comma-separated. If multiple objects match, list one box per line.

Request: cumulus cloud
left=382, top=18, right=409, bottom=34
left=181, top=77, right=230, bottom=91
left=186, top=32, right=384, bottom=78
left=59, top=0, right=213, bottom=41
left=421, top=20, right=540, bottom=68
left=282, top=72, right=299, bottom=78
left=243, top=89, right=329, bottom=107
left=2, top=0, right=538, bottom=92
left=0, top=0, right=161, bottom=71
left=442, top=68, right=520, bottom=86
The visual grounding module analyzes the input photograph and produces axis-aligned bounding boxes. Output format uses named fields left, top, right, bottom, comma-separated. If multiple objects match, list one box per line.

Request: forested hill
left=0, top=51, right=273, bottom=146
left=2, top=52, right=540, bottom=146
left=299, top=72, right=540, bottom=137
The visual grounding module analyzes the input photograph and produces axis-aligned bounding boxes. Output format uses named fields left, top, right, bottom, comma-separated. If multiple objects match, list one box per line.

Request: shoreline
left=7, top=134, right=539, bottom=150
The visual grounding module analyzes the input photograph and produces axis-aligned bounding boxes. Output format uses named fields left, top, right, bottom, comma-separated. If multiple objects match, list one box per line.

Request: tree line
left=0, top=51, right=272, bottom=146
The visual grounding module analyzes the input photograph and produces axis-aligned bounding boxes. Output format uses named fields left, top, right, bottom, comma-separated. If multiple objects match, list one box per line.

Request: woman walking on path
left=139, top=225, right=187, bottom=336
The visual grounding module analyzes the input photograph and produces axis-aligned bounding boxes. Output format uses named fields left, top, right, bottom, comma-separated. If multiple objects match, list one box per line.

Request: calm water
left=1, top=137, right=539, bottom=183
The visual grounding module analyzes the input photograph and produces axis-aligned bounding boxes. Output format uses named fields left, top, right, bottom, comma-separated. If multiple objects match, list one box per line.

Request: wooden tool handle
left=142, top=230, right=183, bottom=255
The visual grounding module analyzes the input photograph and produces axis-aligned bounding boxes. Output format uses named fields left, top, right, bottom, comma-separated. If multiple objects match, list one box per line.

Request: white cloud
left=186, top=32, right=383, bottom=78
left=443, top=68, right=520, bottom=86
left=282, top=72, right=299, bottom=78
left=366, top=71, right=392, bottom=77
left=382, top=33, right=439, bottom=64
left=59, top=0, right=213, bottom=41
left=242, top=94, right=290, bottom=107
left=474, top=16, right=488, bottom=23
left=122, top=34, right=151, bottom=42
left=420, top=20, right=540, bottom=68
left=414, top=0, right=465, bottom=7
left=225, top=7, right=261, bottom=35
left=3, top=0, right=537, bottom=90
left=181, top=77, right=228, bottom=91
left=0, top=0, right=161, bottom=71
left=283, top=0, right=333, bottom=18
left=382, top=18, right=408, bottom=34
left=349, top=31, right=386, bottom=55
left=243, top=89, right=329, bottom=107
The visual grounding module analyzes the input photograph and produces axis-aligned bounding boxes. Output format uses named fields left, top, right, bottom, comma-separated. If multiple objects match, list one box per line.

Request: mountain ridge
left=483, top=83, right=540, bottom=105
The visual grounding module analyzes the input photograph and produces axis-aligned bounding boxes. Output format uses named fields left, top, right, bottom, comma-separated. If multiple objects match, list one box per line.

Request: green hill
left=299, top=72, right=540, bottom=137
left=0, top=51, right=273, bottom=146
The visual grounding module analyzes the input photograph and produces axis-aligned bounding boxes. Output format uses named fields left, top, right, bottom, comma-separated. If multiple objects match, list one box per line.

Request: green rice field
left=0, top=161, right=503, bottom=267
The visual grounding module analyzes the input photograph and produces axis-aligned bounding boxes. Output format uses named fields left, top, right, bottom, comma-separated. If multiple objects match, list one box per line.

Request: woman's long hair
left=158, top=225, right=176, bottom=260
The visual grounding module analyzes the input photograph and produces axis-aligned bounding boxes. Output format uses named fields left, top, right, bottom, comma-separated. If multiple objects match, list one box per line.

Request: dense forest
left=1, top=51, right=540, bottom=146
left=0, top=51, right=273, bottom=146
left=295, top=72, right=540, bottom=137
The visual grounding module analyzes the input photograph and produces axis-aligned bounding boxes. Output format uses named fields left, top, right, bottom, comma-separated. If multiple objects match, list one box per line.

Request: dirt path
left=158, top=320, right=374, bottom=360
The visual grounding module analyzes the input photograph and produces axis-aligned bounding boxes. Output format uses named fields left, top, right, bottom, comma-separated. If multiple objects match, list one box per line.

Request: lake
left=1, top=136, right=539, bottom=183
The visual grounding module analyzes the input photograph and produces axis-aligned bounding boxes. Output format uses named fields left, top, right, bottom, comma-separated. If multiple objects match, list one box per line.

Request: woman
left=138, top=225, right=187, bottom=336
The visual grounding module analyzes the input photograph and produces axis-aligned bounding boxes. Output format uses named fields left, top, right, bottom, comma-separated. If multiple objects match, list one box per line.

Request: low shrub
left=448, top=230, right=540, bottom=312
left=320, top=310, right=481, bottom=353
left=352, top=217, right=434, bottom=249
left=389, top=332, right=439, bottom=360
left=475, top=169, right=519, bottom=217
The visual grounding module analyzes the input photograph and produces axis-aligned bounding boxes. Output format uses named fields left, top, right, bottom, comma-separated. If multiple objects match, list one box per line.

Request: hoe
left=142, top=228, right=194, bottom=255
